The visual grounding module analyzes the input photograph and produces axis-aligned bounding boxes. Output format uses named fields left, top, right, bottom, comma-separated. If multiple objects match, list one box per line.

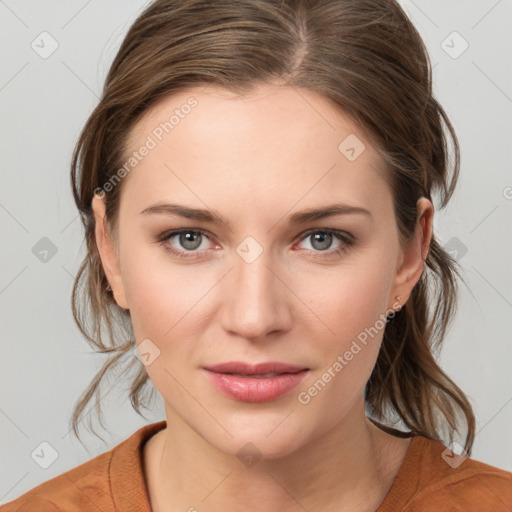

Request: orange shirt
left=2, top=420, right=511, bottom=511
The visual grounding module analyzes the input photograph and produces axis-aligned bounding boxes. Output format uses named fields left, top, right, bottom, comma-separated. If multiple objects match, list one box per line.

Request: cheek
left=120, top=248, right=209, bottom=399
left=297, top=256, right=394, bottom=346
left=119, top=238, right=213, bottom=340
left=294, top=262, right=393, bottom=415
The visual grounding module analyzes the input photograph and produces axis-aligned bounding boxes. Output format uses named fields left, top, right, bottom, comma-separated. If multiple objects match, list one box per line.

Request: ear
left=388, top=197, right=433, bottom=309
left=91, top=193, right=129, bottom=310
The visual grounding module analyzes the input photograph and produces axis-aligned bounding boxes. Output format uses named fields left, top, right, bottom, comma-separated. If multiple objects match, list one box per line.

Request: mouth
left=203, top=361, right=308, bottom=375
left=202, top=361, right=309, bottom=402
left=222, top=372, right=290, bottom=378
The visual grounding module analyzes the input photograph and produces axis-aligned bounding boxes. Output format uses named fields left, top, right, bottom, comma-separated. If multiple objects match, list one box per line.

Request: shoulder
left=0, top=445, right=114, bottom=512
left=384, top=435, right=512, bottom=512
left=409, top=458, right=512, bottom=511
left=0, top=421, right=166, bottom=512
left=407, top=459, right=512, bottom=512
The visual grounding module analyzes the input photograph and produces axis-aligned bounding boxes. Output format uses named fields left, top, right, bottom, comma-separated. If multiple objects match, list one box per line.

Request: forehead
left=125, top=83, right=373, bottom=154
left=119, top=84, right=390, bottom=218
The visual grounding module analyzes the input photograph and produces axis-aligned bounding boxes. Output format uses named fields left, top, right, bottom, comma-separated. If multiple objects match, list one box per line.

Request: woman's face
left=93, top=83, right=429, bottom=458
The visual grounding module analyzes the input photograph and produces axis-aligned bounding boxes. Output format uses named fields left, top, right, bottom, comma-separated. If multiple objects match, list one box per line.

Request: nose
left=220, top=246, right=292, bottom=341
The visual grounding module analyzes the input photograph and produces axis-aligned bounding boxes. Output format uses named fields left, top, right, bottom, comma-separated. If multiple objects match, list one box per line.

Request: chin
left=203, top=417, right=312, bottom=462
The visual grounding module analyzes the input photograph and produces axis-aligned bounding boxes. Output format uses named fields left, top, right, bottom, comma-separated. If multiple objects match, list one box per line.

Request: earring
left=387, top=296, right=403, bottom=321
left=106, top=283, right=112, bottom=292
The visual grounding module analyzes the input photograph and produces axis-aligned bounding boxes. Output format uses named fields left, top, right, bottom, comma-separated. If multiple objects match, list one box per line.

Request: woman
left=3, top=0, right=511, bottom=511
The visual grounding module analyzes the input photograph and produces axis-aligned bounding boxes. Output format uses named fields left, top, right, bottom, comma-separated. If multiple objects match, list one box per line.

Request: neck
left=144, top=400, right=409, bottom=512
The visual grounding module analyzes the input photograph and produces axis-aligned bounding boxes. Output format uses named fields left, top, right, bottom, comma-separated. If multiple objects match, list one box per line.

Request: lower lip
left=203, top=369, right=309, bottom=403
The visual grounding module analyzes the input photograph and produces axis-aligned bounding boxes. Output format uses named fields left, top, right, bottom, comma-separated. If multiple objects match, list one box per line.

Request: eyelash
left=157, top=228, right=354, bottom=261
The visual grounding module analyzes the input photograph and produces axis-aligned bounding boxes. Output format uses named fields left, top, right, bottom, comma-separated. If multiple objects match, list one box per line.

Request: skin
left=92, top=82, right=433, bottom=512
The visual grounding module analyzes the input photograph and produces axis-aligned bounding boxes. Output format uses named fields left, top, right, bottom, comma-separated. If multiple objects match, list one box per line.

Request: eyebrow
left=140, top=202, right=372, bottom=227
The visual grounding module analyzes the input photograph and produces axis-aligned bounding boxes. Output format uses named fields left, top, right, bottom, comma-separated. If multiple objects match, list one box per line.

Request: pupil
left=181, top=232, right=201, bottom=250
left=313, top=232, right=332, bottom=250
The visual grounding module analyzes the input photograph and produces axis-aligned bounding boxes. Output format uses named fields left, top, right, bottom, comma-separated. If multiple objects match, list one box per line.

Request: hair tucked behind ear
left=69, top=0, right=475, bottom=453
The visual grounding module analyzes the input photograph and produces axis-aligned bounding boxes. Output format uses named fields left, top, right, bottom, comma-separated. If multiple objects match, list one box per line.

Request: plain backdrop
left=1, top=0, right=511, bottom=503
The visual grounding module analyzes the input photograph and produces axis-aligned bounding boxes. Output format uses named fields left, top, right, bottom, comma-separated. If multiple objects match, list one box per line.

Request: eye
left=158, top=229, right=217, bottom=259
left=294, top=229, right=354, bottom=259
left=157, top=228, right=354, bottom=261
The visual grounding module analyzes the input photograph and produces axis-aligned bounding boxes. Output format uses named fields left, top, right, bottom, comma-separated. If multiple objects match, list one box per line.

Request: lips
left=202, top=361, right=309, bottom=402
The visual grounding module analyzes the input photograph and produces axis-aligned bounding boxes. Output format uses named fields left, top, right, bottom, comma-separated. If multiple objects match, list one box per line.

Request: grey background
left=1, top=0, right=511, bottom=503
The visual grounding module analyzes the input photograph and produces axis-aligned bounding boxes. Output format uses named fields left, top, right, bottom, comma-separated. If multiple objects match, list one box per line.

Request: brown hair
left=70, top=0, right=475, bottom=454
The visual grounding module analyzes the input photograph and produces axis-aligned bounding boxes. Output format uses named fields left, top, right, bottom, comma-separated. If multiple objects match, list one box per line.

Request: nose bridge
left=221, top=240, right=287, bottom=339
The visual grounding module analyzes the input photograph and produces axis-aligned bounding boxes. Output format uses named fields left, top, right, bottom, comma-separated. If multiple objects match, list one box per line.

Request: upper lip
left=203, top=361, right=308, bottom=375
